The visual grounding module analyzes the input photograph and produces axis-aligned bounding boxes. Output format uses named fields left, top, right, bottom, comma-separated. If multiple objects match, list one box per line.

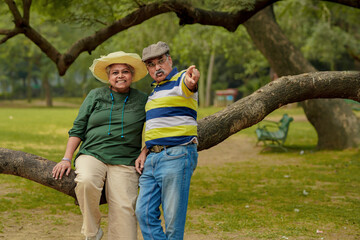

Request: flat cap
left=142, top=41, right=170, bottom=62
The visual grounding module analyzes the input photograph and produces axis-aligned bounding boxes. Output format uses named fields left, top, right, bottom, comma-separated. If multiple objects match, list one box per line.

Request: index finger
left=187, top=65, right=196, bottom=74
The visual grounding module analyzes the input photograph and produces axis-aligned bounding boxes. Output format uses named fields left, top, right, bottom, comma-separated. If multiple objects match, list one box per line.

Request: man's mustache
left=155, top=69, right=165, bottom=75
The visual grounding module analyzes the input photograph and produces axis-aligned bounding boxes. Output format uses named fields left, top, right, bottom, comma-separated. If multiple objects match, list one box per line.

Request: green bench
left=255, top=114, right=294, bottom=151
left=344, top=99, right=360, bottom=111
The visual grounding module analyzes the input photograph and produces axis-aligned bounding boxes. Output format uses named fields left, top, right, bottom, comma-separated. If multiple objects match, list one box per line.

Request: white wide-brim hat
left=89, top=51, right=148, bottom=83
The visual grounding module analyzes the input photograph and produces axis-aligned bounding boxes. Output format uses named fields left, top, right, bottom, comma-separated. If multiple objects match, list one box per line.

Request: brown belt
left=149, top=145, right=171, bottom=153
left=149, top=140, right=197, bottom=153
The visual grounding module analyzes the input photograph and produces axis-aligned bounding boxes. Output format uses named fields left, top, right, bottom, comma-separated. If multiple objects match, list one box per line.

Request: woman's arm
left=52, top=136, right=81, bottom=180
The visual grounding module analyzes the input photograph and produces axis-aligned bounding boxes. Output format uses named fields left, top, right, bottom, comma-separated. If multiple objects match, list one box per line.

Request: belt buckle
left=152, top=145, right=163, bottom=153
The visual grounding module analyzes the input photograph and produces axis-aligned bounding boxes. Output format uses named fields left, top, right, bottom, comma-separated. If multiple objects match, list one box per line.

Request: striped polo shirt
left=145, top=67, right=198, bottom=149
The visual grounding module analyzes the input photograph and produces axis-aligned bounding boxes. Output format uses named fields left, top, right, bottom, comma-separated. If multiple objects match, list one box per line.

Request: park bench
left=255, top=114, right=294, bottom=151
left=344, top=99, right=360, bottom=111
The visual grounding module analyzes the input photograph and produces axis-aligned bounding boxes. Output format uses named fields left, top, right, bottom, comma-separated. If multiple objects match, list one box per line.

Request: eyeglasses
left=146, top=55, right=168, bottom=68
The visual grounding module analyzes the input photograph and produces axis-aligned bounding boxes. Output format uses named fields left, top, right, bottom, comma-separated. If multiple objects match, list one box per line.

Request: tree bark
left=1, top=71, right=359, bottom=200
left=243, top=6, right=360, bottom=149
left=0, top=148, right=76, bottom=199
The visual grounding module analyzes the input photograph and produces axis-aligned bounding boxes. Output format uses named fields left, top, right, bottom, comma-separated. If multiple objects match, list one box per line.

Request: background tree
left=243, top=3, right=360, bottom=149
left=172, top=25, right=229, bottom=107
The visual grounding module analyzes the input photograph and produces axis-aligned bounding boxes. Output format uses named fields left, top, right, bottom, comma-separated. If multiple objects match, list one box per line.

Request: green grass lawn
left=0, top=103, right=359, bottom=239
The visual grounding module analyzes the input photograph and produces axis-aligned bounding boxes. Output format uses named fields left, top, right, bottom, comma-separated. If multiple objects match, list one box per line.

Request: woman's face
left=107, top=64, right=133, bottom=93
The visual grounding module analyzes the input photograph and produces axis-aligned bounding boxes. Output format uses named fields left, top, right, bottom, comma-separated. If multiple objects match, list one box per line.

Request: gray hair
left=106, top=63, right=135, bottom=76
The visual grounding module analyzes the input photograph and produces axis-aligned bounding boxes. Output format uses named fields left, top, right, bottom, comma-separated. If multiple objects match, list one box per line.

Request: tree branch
left=0, top=147, right=76, bottom=199
left=197, top=71, right=360, bottom=150
left=0, top=28, right=23, bottom=44
left=22, top=25, right=62, bottom=69
left=4, top=0, right=24, bottom=26
left=0, top=29, right=12, bottom=35
left=22, top=0, right=32, bottom=24
left=3, top=0, right=62, bottom=66
left=133, top=0, right=145, bottom=8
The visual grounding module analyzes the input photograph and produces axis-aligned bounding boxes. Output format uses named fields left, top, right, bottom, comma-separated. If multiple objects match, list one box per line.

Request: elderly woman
left=52, top=51, right=148, bottom=240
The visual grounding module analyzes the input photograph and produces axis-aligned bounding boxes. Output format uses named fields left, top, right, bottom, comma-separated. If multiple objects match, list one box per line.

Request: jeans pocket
left=164, top=146, right=187, bottom=160
left=190, top=148, right=198, bottom=172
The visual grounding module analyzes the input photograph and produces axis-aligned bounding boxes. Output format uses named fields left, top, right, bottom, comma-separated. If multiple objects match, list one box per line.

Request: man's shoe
left=85, top=228, right=103, bottom=240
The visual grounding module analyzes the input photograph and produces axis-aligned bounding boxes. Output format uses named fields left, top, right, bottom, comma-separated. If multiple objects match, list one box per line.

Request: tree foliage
left=275, top=0, right=360, bottom=70
left=1, top=0, right=358, bottom=94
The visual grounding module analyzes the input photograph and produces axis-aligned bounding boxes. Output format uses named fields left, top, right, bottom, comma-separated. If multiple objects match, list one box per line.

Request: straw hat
left=89, top=51, right=148, bottom=83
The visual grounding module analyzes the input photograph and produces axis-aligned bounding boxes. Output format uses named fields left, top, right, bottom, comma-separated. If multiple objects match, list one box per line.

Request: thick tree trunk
left=243, top=6, right=360, bottom=149
left=302, top=99, right=360, bottom=148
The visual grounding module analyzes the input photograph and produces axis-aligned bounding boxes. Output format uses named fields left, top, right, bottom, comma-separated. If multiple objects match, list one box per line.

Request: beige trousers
left=74, top=155, right=139, bottom=239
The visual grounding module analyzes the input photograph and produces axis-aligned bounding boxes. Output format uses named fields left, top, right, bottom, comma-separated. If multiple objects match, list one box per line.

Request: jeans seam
left=145, top=182, right=156, bottom=240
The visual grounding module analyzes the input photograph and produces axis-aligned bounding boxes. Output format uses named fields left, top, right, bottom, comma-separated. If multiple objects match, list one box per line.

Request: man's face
left=145, top=54, right=173, bottom=83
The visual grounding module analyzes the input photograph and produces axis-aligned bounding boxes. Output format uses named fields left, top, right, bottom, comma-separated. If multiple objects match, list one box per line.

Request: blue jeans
left=136, top=144, right=198, bottom=240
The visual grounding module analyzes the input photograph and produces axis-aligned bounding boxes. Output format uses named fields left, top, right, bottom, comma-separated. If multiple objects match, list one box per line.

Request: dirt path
left=197, top=135, right=258, bottom=167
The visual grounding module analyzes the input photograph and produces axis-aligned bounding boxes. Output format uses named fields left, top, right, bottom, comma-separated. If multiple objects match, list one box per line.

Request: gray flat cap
left=142, top=41, right=170, bottom=61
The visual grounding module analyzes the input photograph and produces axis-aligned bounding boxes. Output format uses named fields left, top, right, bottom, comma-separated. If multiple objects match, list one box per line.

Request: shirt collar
left=165, top=67, right=178, bottom=80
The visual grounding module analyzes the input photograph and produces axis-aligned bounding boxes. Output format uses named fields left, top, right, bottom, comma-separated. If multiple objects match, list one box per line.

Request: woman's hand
left=52, top=136, right=80, bottom=180
left=52, top=160, right=72, bottom=180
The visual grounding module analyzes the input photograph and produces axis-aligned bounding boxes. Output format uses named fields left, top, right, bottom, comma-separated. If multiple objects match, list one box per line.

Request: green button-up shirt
left=69, top=86, right=147, bottom=166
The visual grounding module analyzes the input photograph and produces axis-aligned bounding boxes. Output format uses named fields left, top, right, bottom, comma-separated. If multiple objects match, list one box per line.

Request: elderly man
left=135, top=41, right=200, bottom=240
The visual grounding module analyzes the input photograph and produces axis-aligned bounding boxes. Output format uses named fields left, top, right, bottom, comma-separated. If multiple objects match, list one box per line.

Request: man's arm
left=135, top=146, right=149, bottom=174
